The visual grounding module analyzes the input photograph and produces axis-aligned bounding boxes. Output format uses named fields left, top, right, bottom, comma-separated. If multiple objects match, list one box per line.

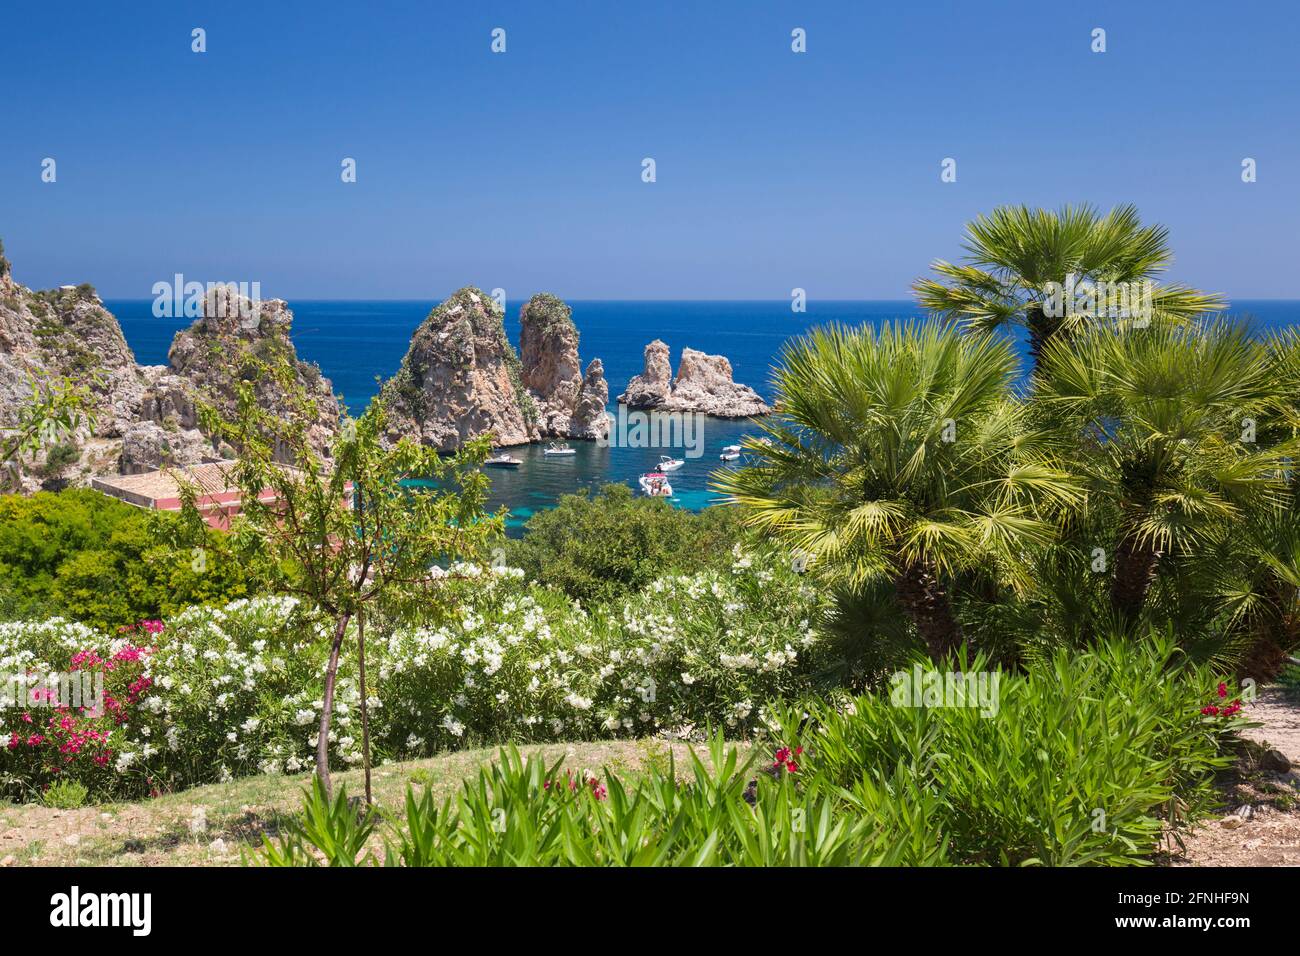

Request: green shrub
left=507, top=484, right=744, bottom=605
left=256, top=736, right=949, bottom=867
left=37, top=442, right=80, bottom=478
left=765, top=635, right=1239, bottom=866
left=42, top=779, right=89, bottom=809
left=0, top=489, right=256, bottom=629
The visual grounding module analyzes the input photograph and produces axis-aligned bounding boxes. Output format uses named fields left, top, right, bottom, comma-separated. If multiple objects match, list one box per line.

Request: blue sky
left=2, top=0, right=1296, bottom=299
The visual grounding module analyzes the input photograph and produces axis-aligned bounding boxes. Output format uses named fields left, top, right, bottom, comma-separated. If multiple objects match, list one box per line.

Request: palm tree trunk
left=893, top=560, right=963, bottom=660
left=1025, top=304, right=1061, bottom=374
left=315, top=611, right=352, bottom=799
left=1239, top=580, right=1299, bottom=683
left=1110, top=529, right=1158, bottom=623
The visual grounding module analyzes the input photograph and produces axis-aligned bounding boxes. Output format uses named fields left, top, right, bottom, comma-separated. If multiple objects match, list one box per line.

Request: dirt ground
left=1167, top=685, right=1300, bottom=866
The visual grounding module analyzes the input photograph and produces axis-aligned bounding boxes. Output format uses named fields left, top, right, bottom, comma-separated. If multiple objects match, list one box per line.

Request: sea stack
left=143, top=285, right=340, bottom=472
left=518, top=293, right=609, bottom=441
left=619, top=340, right=770, bottom=418
left=380, top=289, right=609, bottom=450
left=380, top=287, right=533, bottom=450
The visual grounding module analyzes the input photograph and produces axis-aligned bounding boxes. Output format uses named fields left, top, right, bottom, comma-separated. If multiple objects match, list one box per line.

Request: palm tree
left=1196, top=329, right=1300, bottom=676
left=913, top=204, right=1224, bottom=371
left=713, top=323, right=1082, bottom=660
left=1183, top=495, right=1300, bottom=678
left=1035, top=321, right=1296, bottom=627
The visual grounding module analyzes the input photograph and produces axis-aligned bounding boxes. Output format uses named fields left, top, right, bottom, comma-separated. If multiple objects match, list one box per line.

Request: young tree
left=185, top=353, right=501, bottom=797
left=1, top=372, right=96, bottom=492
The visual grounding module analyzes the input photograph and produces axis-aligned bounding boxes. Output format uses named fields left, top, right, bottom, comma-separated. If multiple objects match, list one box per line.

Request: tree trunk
left=1238, top=580, right=1300, bottom=684
left=357, top=607, right=373, bottom=806
left=1110, top=528, right=1159, bottom=624
left=893, top=560, right=963, bottom=660
left=1025, top=303, right=1061, bottom=375
left=316, top=611, right=352, bottom=799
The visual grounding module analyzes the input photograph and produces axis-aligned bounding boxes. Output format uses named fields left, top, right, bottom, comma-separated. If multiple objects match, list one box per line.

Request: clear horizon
left=4, top=0, right=1297, bottom=299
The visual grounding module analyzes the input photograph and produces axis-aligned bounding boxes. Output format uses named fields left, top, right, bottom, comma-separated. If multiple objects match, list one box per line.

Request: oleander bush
left=256, top=636, right=1241, bottom=867
left=0, top=545, right=826, bottom=800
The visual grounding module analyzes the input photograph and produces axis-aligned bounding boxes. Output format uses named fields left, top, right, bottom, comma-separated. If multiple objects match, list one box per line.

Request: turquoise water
left=105, top=298, right=1300, bottom=534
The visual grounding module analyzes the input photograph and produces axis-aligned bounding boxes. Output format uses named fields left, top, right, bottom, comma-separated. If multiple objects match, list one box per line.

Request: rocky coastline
left=1, top=244, right=768, bottom=492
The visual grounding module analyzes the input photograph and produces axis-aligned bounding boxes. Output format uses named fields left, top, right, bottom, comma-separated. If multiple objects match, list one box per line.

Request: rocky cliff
left=618, top=340, right=770, bottom=417
left=1, top=243, right=616, bottom=485
left=0, top=248, right=338, bottom=490
left=570, top=358, right=610, bottom=440
left=379, top=289, right=609, bottom=449
left=150, top=286, right=340, bottom=473
left=379, top=288, right=533, bottom=450
left=518, top=293, right=609, bottom=441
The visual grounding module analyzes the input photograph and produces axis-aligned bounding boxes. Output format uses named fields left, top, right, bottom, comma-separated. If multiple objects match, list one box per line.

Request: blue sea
left=103, top=299, right=1300, bottom=533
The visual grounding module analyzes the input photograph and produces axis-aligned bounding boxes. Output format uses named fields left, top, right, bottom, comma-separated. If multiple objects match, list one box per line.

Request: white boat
left=658, top=455, right=685, bottom=472
left=719, top=445, right=741, bottom=462
left=639, top=472, right=673, bottom=497
left=543, top=442, right=576, bottom=456
left=486, top=454, right=522, bottom=469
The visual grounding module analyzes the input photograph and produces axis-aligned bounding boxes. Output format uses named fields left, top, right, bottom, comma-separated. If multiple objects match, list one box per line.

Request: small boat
left=719, top=445, right=741, bottom=462
left=485, top=454, right=522, bottom=469
left=543, top=442, right=576, bottom=456
left=658, top=455, right=685, bottom=472
left=639, top=472, right=673, bottom=497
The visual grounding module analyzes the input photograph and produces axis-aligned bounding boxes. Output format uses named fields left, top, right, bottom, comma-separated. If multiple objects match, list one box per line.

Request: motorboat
left=485, top=454, right=522, bottom=468
left=658, top=455, right=685, bottom=472
left=543, top=442, right=576, bottom=456
left=639, top=472, right=673, bottom=497
left=719, top=445, right=741, bottom=462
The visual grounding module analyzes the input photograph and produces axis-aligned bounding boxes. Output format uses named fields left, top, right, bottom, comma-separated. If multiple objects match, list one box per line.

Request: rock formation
left=379, top=288, right=533, bottom=450
left=569, top=358, right=611, bottom=440
left=149, top=285, right=339, bottom=471
left=380, top=289, right=609, bottom=449
left=0, top=246, right=338, bottom=490
left=518, top=293, right=609, bottom=441
left=0, top=240, right=614, bottom=488
left=618, top=340, right=770, bottom=417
